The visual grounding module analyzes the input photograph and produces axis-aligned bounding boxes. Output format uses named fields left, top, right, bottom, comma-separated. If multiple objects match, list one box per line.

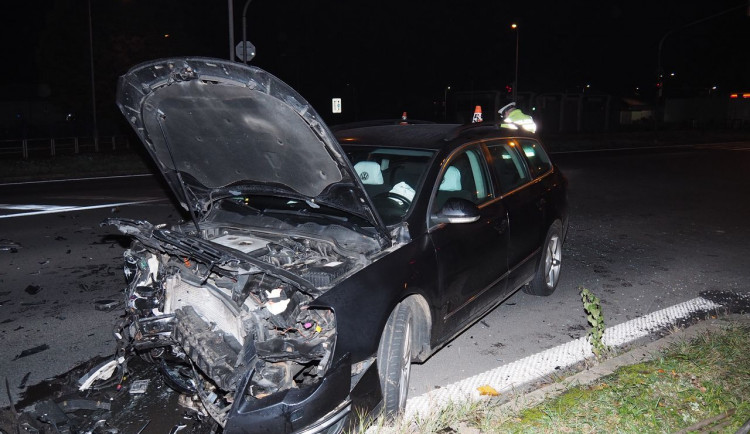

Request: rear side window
left=518, top=139, right=552, bottom=178
left=486, top=141, right=530, bottom=194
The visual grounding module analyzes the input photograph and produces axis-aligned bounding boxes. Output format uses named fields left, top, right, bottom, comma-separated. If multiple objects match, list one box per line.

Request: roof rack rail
left=443, top=122, right=501, bottom=141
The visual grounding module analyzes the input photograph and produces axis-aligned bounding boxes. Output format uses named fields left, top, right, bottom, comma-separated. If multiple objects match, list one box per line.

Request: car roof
left=334, top=123, right=538, bottom=151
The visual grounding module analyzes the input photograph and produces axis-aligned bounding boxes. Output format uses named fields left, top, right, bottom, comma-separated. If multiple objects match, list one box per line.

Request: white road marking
left=0, top=199, right=165, bottom=219
left=0, top=173, right=153, bottom=187
left=0, top=204, right=74, bottom=211
left=693, top=143, right=750, bottom=151
left=402, top=296, right=722, bottom=421
left=552, top=141, right=750, bottom=155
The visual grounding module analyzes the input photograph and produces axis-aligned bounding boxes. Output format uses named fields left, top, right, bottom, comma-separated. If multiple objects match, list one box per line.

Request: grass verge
left=366, top=322, right=749, bottom=433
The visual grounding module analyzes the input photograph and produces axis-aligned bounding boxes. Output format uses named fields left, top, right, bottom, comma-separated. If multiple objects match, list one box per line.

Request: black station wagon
left=105, top=57, right=568, bottom=433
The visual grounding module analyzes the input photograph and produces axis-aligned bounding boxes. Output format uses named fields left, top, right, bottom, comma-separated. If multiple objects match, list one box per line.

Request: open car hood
left=116, top=57, right=389, bottom=244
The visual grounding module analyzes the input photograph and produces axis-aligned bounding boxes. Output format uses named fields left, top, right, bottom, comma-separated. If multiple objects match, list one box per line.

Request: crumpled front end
left=108, top=219, right=363, bottom=431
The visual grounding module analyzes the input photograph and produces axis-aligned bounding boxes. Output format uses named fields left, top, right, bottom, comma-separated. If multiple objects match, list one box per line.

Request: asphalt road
left=1, top=142, right=749, bottom=410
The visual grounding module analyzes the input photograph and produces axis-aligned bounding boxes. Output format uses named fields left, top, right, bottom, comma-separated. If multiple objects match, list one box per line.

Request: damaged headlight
left=249, top=306, right=336, bottom=399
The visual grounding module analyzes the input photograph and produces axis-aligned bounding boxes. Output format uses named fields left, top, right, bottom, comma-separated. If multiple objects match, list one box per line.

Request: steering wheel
left=374, top=192, right=412, bottom=207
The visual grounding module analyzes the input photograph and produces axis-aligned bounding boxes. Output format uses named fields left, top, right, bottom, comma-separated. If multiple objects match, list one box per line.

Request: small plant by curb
left=580, top=286, right=609, bottom=360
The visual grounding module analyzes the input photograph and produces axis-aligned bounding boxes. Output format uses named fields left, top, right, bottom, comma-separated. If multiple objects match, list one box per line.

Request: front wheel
left=376, top=301, right=413, bottom=418
left=524, top=220, right=563, bottom=296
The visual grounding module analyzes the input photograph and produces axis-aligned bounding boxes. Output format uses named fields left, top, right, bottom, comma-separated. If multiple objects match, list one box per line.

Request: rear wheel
left=524, top=220, right=563, bottom=296
left=377, top=301, right=414, bottom=418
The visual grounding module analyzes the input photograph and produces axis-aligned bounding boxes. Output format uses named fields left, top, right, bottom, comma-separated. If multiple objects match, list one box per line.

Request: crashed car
left=106, top=57, right=568, bottom=433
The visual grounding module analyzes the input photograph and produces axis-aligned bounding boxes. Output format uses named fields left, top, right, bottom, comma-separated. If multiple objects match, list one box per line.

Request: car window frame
left=482, top=138, right=535, bottom=196
left=515, top=138, right=553, bottom=179
left=426, top=141, right=496, bottom=230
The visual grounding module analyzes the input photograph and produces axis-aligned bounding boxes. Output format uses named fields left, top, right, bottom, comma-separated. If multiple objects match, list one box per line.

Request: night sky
left=3, top=0, right=749, bottom=127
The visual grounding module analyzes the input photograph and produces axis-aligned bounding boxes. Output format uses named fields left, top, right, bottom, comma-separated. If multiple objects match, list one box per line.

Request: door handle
left=537, top=198, right=547, bottom=210
left=493, top=218, right=509, bottom=234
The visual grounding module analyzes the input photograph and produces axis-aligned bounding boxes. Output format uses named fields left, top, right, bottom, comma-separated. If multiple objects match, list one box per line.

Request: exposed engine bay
left=105, top=218, right=373, bottom=427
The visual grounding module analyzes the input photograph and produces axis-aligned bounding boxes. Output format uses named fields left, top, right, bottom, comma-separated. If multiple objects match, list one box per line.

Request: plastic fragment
left=78, top=359, right=119, bottom=391
left=18, top=372, right=30, bottom=389
left=13, top=344, right=50, bottom=360
left=267, top=298, right=290, bottom=315
left=94, top=299, right=121, bottom=311
left=477, top=384, right=499, bottom=396
left=129, top=379, right=150, bottom=394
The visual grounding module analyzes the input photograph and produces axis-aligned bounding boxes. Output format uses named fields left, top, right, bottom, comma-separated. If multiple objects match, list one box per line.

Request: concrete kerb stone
left=495, top=313, right=750, bottom=418
left=403, top=296, right=724, bottom=421
left=367, top=303, right=746, bottom=434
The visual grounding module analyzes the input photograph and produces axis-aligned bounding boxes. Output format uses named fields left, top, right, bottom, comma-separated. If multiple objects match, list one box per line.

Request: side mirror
left=431, top=197, right=480, bottom=224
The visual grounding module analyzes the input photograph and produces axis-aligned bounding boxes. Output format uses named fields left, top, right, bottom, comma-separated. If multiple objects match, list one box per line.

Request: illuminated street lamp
left=511, top=23, right=519, bottom=102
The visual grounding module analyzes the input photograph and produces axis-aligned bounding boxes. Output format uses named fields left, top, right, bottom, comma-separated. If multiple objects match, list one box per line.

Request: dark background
left=2, top=0, right=749, bottom=132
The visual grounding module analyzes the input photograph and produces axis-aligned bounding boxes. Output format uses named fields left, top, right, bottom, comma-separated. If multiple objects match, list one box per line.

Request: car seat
left=354, top=161, right=388, bottom=198
left=434, top=166, right=473, bottom=211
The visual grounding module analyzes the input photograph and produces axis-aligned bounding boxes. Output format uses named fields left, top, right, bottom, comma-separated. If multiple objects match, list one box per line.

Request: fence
left=0, top=136, right=132, bottom=159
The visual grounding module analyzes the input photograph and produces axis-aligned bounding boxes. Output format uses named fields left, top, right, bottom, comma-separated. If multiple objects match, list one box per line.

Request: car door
left=485, top=139, right=546, bottom=290
left=428, top=145, right=510, bottom=335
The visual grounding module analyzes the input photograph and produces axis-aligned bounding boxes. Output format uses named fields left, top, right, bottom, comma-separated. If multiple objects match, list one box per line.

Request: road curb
left=495, top=313, right=750, bottom=417
left=403, top=296, right=738, bottom=421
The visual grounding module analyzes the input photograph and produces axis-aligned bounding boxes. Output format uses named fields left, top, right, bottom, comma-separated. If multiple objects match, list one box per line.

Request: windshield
left=343, top=146, right=435, bottom=225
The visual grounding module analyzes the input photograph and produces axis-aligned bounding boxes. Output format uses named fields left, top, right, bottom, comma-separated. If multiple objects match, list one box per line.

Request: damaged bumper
left=225, top=354, right=352, bottom=434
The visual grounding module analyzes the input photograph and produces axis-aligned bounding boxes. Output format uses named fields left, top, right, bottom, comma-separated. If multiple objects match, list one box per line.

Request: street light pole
left=228, top=0, right=235, bottom=61
left=242, top=0, right=252, bottom=63
left=511, top=23, right=519, bottom=102
left=87, top=0, right=98, bottom=150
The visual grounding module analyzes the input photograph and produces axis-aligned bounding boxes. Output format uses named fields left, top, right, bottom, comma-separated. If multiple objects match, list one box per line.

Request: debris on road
left=0, top=239, right=21, bottom=253
left=93, top=299, right=121, bottom=312
left=58, top=399, right=112, bottom=412
left=477, top=385, right=500, bottom=396
left=23, top=285, right=41, bottom=295
left=18, top=373, right=30, bottom=389
left=12, top=344, right=49, bottom=360
left=129, top=379, right=150, bottom=394
left=78, top=358, right=121, bottom=391
left=168, top=424, right=187, bottom=433
left=1, top=356, right=214, bottom=433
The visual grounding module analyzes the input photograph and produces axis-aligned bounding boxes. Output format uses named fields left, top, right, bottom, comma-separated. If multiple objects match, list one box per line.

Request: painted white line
left=402, top=296, right=722, bottom=421
left=0, top=173, right=153, bottom=187
left=0, top=199, right=165, bottom=219
left=0, top=204, right=75, bottom=211
left=551, top=141, right=750, bottom=155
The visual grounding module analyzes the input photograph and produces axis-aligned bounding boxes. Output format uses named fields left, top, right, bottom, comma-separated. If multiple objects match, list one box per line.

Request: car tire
left=524, top=220, right=563, bottom=296
left=377, top=301, right=414, bottom=418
